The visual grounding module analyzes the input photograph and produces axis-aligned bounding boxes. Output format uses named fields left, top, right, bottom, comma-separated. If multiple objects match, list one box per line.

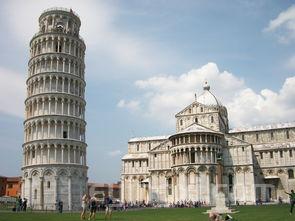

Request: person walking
left=285, top=190, right=295, bottom=214
left=104, top=196, right=113, bottom=220
left=81, top=194, right=89, bottom=220
left=22, top=198, right=27, bottom=212
left=58, top=200, right=63, bottom=213
left=88, top=194, right=99, bottom=220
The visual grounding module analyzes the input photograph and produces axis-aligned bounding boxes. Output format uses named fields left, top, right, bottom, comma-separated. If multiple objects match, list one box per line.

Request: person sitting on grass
left=88, top=194, right=99, bottom=220
left=81, top=194, right=90, bottom=220
left=104, top=196, right=113, bottom=220
left=285, top=189, right=295, bottom=215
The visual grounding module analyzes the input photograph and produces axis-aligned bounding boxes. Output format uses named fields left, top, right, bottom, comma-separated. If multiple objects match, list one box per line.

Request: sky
left=0, top=0, right=295, bottom=183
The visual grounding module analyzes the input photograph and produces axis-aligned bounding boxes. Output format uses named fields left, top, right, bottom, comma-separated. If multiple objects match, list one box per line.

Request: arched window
left=191, top=151, right=195, bottom=163
left=200, top=107, right=203, bottom=112
left=56, top=22, right=64, bottom=32
left=211, top=116, right=214, bottom=123
left=167, top=178, right=172, bottom=195
left=48, top=17, right=52, bottom=25
left=63, top=131, right=67, bottom=138
left=47, top=181, right=50, bottom=189
left=180, top=119, right=183, bottom=126
left=210, top=172, right=215, bottom=184
left=195, top=117, right=198, bottom=123
left=228, top=174, right=233, bottom=192
left=288, top=169, right=294, bottom=179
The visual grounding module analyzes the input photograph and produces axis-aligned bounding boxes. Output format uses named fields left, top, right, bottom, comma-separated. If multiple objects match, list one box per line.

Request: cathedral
left=121, top=82, right=295, bottom=205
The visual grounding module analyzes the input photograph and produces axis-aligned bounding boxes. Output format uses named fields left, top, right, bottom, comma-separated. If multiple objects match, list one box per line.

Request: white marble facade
left=121, top=83, right=295, bottom=205
left=21, top=8, right=88, bottom=211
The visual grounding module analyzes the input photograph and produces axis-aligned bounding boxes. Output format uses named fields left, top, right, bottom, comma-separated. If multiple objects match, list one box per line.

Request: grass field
left=0, top=205, right=294, bottom=221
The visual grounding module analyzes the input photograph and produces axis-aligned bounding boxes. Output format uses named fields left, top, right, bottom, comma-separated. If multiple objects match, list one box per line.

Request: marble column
left=68, top=176, right=72, bottom=210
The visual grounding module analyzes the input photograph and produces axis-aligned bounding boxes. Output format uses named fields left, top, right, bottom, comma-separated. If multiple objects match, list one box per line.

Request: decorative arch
left=278, top=169, right=285, bottom=175
left=198, top=165, right=207, bottom=172
left=235, top=166, right=242, bottom=173
left=243, top=166, right=251, bottom=173
left=30, top=169, right=40, bottom=178
left=186, top=166, right=197, bottom=174
left=177, top=167, right=185, bottom=174
left=57, top=168, right=69, bottom=177
left=42, top=168, right=55, bottom=177
left=24, top=172, right=29, bottom=178
left=71, top=169, right=79, bottom=177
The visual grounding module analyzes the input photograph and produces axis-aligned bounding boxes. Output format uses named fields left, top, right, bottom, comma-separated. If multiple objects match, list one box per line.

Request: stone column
left=54, top=98, right=58, bottom=114
left=39, top=177, right=44, bottom=210
left=40, top=145, right=44, bottom=164
left=196, top=172, right=200, bottom=201
left=47, top=146, right=50, bottom=163
left=201, top=150, right=203, bottom=163
left=30, top=147, right=33, bottom=165
left=68, top=176, right=72, bottom=210
left=47, top=121, right=50, bottom=138
left=54, top=145, right=57, bottom=163
left=74, top=147, right=76, bottom=163
left=54, top=176, right=58, bottom=205
left=68, top=147, right=71, bottom=163
left=61, top=146, right=64, bottom=163
left=206, top=172, right=210, bottom=204
left=55, top=76, right=58, bottom=91
left=67, top=122, right=70, bottom=139
left=29, top=178, right=32, bottom=207
left=67, top=100, right=70, bottom=115
left=54, top=120, right=57, bottom=137
left=185, top=172, right=188, bottom=200
left=42, top=99, right=45, bottom=116
left=121, top=177, right=125, bottom=202
left=148, top=176, right=152, bottom=203
left=21, top=179, right=25, bottom=199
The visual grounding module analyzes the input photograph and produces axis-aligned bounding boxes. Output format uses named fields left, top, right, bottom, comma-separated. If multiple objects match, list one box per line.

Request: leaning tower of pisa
left=21, top=8, right=88, bottom=211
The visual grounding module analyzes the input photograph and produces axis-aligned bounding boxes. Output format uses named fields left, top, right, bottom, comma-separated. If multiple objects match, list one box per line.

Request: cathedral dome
left=196, top=82, right=222, bottom=106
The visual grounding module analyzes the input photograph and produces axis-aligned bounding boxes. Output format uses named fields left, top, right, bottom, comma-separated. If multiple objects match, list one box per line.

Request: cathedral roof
left=170, top=123, right=222, bottom=138
left=128, top=135, right=169, bottom=143
left=196, top=82, right=222, bottom=107
left=122, top=153, right=149, bottom=160
left=229, top=122, right=295, bottom=133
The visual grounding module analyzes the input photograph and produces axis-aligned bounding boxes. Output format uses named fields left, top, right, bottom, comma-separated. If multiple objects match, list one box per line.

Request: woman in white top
left=80, top=194, right=89, bottom=220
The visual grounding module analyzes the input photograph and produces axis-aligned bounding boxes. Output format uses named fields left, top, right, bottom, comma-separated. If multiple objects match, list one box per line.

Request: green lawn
left=0, top=205, right=294, bottom=221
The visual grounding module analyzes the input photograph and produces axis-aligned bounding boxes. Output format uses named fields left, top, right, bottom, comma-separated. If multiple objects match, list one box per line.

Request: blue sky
left=0, top=0, right=295, bottom=183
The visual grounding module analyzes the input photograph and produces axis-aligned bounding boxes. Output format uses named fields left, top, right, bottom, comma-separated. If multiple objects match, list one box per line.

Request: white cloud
left=0, top=67, right=25, bottom=118
left=107, top=150, right=122, bottom=157
left=117, top=99, right=140, bottom=112
left=119, top=62, right=295, bottom=128
left=265, top=5, right=295, bottom=43
left=1, top=0, right=158, bottom=70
